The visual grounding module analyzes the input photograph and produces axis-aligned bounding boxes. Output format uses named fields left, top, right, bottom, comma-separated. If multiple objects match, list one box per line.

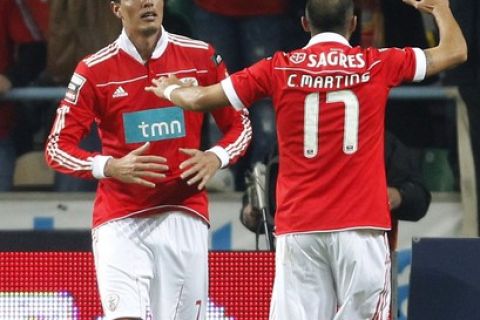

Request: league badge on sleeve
left=212, top=53, right=223, bottom=66
left=65, top=73, right=86, bottom=105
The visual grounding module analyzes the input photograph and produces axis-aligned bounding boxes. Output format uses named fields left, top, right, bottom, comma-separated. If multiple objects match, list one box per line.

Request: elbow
left=453, top=43, right=468, bottom=65
left=455, top=45, right=468, bottom=64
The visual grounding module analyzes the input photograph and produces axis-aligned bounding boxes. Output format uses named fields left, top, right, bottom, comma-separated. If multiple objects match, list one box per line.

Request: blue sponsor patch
left=123, top=107, right=186, bottom=143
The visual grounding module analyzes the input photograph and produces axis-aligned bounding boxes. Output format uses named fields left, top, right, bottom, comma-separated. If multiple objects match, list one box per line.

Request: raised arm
left=403, top=0, right=467, bottom=77
left=145, top=74, right=230, bottom=112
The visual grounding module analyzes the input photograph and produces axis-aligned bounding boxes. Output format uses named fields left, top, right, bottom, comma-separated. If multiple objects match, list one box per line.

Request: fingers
left=134, top=171, right=167, bottom=180
left=137, top=155, right=168, bottom=164
left=179, top=148, right=200, bottom=170
left=134, top=162, right=169, bottom=172
left=132, top=177, right=156, bottom=188
left=130, top=142, right=150, bottom=156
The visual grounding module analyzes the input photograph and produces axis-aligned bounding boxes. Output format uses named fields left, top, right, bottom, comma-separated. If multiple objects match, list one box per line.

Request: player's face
left=113, top=0, right=164, bottom=37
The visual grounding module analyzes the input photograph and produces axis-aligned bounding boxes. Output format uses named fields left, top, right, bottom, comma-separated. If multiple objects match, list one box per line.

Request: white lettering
left=287, top=74, right=297, bottom=87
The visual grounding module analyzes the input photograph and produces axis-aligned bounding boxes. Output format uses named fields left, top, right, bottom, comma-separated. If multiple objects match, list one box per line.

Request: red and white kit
left=46, top=28, right=251, bottom=228
left=221, top=32, right=426, bottom=319
left=223, top=32, right=426, bottom=235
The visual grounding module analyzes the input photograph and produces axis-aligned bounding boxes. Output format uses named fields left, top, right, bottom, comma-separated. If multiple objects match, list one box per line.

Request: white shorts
left=270, top=230, right=391, bottom=320
left=92, top=211, right=208, bottom=320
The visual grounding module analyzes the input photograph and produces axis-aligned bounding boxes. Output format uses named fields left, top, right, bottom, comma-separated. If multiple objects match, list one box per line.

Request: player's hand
left=402, top=0, right=449, bottom=14
left=104, top=142, right=169, bottom=188
left=0, top=74, right=12, bottom=94
left=179, top=148, right=221, bottom=190
left=387, top=187, right=402, bottom=210
left=145, top=74, right=186, bottom=99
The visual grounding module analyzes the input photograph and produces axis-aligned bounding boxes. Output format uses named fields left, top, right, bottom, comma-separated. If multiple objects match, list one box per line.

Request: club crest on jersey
left=107, top=293, right=120, bottom=312
left=289, top=52, right=306, bottom=64
left=123, top=107, right=186, bottom=143
left=65, top=73, right=86, bottom=105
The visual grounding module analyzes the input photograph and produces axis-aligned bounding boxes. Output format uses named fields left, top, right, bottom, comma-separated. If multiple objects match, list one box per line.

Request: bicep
left=424, top=47, right=460, bottom=78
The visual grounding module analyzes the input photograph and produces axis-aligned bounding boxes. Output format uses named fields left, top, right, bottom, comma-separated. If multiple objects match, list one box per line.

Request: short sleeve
left=377, top=47, right=426, bottom=87
left=221, top=57, right=274, bottom=110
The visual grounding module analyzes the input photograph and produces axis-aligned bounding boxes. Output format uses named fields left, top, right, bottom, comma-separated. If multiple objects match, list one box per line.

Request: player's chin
left=139, top=24, right=161, bottom=37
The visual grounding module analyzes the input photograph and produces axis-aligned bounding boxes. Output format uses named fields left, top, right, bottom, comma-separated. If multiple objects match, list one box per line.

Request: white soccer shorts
left=269, top=230, right=391, bottom=320
left=92, top=211, right=208, bottom=320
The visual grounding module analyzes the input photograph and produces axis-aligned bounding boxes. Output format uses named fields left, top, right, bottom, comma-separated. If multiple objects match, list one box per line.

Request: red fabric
left=194, top=0, right=287, bottom=16
left=45, top=32, right=251, bottom=228
left=226, top=35, right=422, bottom=235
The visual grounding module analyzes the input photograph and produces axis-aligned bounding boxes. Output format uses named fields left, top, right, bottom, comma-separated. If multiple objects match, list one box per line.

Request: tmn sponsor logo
left=123, top=107, right=186, bottom=143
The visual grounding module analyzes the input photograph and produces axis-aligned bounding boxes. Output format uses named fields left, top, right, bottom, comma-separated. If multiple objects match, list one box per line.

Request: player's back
left=263, top=33, right=425, bottom=235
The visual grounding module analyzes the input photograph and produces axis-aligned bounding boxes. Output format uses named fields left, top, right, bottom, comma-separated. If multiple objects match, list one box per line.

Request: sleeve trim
left=412, top=48, right=427, bottom=82
left=220, top=78, right=245, bottom=111
left=206, top=146, right=230, bottom=168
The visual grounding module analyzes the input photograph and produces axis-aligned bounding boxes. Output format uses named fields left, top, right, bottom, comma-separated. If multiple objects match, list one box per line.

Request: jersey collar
left=305, top=32, right=351, bottom=48
left=117, top=26, right=169, bottom=64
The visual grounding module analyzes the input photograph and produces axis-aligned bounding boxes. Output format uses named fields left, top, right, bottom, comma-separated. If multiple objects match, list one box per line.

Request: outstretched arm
left=403, top=0, right=467, bottom=77
left=145, top=74, right=230, bottom=112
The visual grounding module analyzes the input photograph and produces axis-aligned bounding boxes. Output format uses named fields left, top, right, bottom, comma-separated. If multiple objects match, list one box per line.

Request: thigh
left=92, top=219, right=154, bottom=320
left=270, top=234, right=336, bottom=320
left=149, top=212, right=208, bottom=320
left=331, top=230, right=391, bottom=320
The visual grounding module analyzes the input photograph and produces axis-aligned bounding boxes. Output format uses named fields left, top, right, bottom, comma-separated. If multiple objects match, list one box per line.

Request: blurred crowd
left=0, top=0, right=479, bottom=231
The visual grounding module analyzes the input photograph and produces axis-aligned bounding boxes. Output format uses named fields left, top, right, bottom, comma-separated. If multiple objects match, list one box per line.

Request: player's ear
left=349, top=15, right=357, bottom=36
left=111, top=1, right=122, bottom=19
left=301, top=16, right=310, bottom=33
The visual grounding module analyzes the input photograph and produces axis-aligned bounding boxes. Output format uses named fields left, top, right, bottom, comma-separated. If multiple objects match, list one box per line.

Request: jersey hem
left=274, top=225, right=390, bottom=237
left=92, top=205, right=209, bottom=230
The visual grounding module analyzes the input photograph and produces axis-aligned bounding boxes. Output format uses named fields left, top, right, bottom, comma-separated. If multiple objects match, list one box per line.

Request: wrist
left=92, top=155, right=113, bottom=179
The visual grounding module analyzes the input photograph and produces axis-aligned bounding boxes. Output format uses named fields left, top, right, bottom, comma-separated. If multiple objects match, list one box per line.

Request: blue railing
left=0, top=85, right=461, bottom=102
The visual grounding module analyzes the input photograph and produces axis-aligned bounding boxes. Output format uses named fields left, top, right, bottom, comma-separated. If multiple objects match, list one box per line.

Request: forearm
left=425, top=4, right=467, bottom=76
left=169, top=84, right=229, bottom=112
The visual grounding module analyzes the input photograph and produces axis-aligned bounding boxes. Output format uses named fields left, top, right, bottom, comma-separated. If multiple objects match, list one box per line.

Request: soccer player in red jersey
left=146, top=0, right=466, bottom=318
left=44, top=0, right=251, bottom=319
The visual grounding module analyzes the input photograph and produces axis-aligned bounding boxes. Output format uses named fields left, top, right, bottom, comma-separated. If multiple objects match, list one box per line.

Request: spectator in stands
left=44, top=0, right=250, bottom=319
left=0, top=0, right=49, bottom=191
left=192, top=0, right=289, bottom=190
left=444, top=0, right=480, bottom=235
left=240, top=132, right=432, bottom=250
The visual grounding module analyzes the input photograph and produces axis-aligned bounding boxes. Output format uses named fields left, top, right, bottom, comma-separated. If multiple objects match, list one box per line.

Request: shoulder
left=81, top=41, right=120, bottom=68
left=167, top=32, right=211, bottom=51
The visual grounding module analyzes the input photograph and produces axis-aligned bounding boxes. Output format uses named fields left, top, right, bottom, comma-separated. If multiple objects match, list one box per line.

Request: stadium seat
left=13, top=151, right=54, bottom=190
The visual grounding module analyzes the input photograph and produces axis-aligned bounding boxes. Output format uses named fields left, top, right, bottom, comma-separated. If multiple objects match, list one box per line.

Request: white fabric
left=206, top=146, right=229, bottom=168
left=117, top=26, right=169, bottom=64
left=92, top=212, right=208, bottom=320
left=221, top=78, right=245, bottom=110
left=270, top=230, right=391, bottom=320
left=305, top=32, right=352, bottom=48
left=92, top=155, right=112, bottom=179
left=412, top=48, right=427, bottom=82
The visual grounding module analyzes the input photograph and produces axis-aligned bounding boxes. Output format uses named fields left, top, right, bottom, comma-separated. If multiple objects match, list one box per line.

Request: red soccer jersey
left=221, top=33, right=426, bottom=235
left=45, top=29, right=251, bottom=228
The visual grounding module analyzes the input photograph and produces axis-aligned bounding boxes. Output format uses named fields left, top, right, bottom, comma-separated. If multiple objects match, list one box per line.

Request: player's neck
left=128, top=29, right=162, bottom=63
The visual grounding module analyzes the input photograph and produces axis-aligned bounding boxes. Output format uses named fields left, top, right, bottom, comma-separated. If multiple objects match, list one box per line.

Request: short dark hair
left=305, top=0, right=354, bottom=34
